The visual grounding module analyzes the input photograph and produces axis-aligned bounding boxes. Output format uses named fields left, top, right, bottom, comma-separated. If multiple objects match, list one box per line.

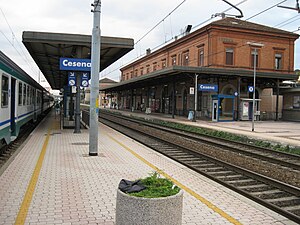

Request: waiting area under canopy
left=22, top=31, right=134, bottom=90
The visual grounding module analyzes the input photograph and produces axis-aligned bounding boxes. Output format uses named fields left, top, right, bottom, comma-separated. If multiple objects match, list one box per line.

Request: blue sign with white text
left=68, top=72, right=76, bottom=86
left=81, top=72, right=90, bottom=87
left=198, top=84, right=218, bottom=92
left=60, top=58, right=91, bottom=71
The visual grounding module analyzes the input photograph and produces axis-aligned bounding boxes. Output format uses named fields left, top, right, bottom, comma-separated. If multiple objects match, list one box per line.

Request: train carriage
left=0, top=51, right=52, bottom=147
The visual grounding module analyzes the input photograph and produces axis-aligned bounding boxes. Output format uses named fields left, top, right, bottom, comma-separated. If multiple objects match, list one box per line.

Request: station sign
left=198, top=84, right=218, bottom=92
left=68, top=72, right=76, bottom=86
left=60, top=58, right=91, bottom=71
left=81, top=72, right=90, bottom=87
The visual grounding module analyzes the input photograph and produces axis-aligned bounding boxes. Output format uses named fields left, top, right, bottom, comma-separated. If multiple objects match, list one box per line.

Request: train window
left=1, top=75, right=9, bottom=108
left=18, top=82, right=22, bottom=105
left=23, top=84, right=26, bottom=105
left=37, top=91, right=41, bottom=104
left=27, top=85, right=30, bottom=105
left=30, top=88, right=34, bottom=104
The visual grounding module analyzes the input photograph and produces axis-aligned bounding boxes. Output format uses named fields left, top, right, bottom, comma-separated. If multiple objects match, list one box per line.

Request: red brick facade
left=121, top=18, right=298, bottom=80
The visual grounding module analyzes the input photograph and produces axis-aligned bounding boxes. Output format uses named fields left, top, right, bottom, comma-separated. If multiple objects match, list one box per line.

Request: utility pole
left=193, top=74, right=198, bottom=122
left=89, top=0, right=101, bottom=156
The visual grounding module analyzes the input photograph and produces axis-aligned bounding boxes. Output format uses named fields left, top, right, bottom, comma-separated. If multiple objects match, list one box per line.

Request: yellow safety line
left=108, top=134, right=243, bottom=225
left=14, top=128, right=51, bottom=225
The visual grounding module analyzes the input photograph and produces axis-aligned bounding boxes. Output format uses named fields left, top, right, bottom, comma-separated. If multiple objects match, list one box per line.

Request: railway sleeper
left=251, top=190, right=289, bottom=199
left=281, top=205, right=300, bottom=215
left=193, top=163, right=218, bottom=168
left=227, top=179, right=258, bottom=186
left=217, top=174, right=245, bottom=181
left=239, top=184, right=274, bottom=192
left=196, top=167, right=224, bottom=172
left=206, top=170, right=236, bottom=176
left=271, top=198, right=300, bottom=208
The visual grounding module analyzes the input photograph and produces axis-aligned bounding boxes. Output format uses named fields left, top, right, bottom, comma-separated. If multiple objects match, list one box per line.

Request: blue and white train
left=0, top=51, right=53, bottom=148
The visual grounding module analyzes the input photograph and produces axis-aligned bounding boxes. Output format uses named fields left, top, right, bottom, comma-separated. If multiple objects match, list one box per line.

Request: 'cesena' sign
left=198, top=84, right=218, bottom=92
left=60, top=58, right=91, bottom=71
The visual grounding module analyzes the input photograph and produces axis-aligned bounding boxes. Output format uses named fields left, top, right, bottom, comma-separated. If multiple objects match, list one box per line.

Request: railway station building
left=103, top=17, right=299, bottom=121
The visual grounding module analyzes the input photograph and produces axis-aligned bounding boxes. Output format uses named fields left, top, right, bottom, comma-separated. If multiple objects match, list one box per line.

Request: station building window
left=171, top=55, right=176, bottom=65
left=198, top=48, right=204, bottom=66
left=225, top=48, right=234, bottom=65
left=146, top=65, right=150, bottom=73
left=140, top=67, right=144, bottom=75
left=251, top=50, right=259, bottom=68
left=1, top=74, right=9, bottom=107
left=18, top=82, right=22, bottom=105
left=182, top=51, right=189, bottom=66
left=153, top=62, right=157, bottom=71
left=161, top=59, right=166, bottom=68
left=293, top=96, right=300, bottom=109
left=275, top=53, right=282, bottom=70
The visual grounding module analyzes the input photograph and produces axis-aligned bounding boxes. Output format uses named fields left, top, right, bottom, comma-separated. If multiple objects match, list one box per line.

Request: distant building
left=84, top=78, right=117, bottom=108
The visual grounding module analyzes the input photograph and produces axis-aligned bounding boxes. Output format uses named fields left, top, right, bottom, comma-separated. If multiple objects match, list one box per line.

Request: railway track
left=97, top=110, right=300, bottom=223
left=100, top=111, right=300, bottom=171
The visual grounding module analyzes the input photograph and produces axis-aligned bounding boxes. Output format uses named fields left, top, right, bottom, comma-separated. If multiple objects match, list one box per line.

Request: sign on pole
left=81, top=72, right=90, bottom=87
left=189, top=87, right=195, bottom=95
left=248, top=86, right=254, bottom=92
left=68, top=72, right=76, bottom=86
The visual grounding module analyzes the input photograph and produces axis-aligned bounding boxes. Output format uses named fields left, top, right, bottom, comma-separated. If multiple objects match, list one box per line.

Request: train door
left=10, top=78, right=16, bottom=135
left=33, top=89, right=37, bottom=122
left=183, top=89, right=187, bottom=116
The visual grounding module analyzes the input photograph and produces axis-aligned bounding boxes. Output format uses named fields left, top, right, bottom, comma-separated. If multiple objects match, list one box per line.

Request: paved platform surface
left=111, top=109, right=300, bottom=147
left=0, top=111, right=298, bottom=225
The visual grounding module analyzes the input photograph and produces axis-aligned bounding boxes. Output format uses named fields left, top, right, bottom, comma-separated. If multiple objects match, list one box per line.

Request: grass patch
left=129, top=114, right=300, bottom=155
left=129, top=172, right=180, bottom=198
left=99, top=109, right=300, bottom=155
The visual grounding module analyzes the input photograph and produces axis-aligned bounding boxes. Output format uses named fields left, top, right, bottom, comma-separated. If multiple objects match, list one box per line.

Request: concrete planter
left=116, top=189, right=183, bottom=225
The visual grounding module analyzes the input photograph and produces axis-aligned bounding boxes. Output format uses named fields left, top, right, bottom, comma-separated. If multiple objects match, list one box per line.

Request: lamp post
left=247, top=42, right=264, bottom=132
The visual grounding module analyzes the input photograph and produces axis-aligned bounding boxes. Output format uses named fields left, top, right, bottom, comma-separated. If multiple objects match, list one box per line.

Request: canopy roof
left=23, top=31, right=134, bottom=90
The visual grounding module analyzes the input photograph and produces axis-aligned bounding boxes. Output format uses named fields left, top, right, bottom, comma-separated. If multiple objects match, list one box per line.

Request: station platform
left=108, top=109, right=300, bottom=148
left=0, top=110, right=298, bottom=225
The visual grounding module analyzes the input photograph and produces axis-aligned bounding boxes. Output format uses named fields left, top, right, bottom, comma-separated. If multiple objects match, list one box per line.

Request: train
left=0, top=51, right=54, bottom=148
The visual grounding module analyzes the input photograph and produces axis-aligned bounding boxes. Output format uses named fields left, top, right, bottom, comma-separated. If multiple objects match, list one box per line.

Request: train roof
left=0, top=51, right=49, bottom=93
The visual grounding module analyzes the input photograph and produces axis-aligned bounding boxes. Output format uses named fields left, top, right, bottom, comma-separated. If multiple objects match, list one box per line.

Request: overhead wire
left=245, top=0, right=287, bottom=21
left=102, top=0, right=300, bottom=80
left=134, top=0, right=186, bottom=46
left=0, top=7, right=39, bottom=80
left=102, top=0, right=248, bottom=79
left=277, top=15, right=300, bottom=28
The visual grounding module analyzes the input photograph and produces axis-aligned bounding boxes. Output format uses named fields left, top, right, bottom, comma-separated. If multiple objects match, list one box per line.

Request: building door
left=183, top=89, right=187, bottom=116
left=212, top=99, right=218, bottom=122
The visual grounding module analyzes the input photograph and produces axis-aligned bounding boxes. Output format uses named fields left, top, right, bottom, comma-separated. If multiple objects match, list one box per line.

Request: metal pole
left=193, top=74, right=198, bottom=122
left=252, top=48, right=257, bottom=132
left=89, top=0, right=101, bottom=156
left=276, top=79, right=279, bottom=121
left=74, top=47, right=83, bottom=133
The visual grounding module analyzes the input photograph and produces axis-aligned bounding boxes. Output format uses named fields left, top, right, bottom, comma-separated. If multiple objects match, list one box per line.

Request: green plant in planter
left=129, top=172, right=180, bottom=198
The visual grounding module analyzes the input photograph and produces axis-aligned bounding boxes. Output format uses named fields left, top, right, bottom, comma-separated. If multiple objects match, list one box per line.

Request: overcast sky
left=1, top=0, right=299, bottom=88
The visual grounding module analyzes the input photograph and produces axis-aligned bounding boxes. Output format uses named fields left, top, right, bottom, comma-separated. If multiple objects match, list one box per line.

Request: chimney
left=146, top=48, right=151, bottom=55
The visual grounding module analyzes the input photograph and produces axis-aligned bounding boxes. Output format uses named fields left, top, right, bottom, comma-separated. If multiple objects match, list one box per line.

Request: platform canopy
left=22, top=31, right=134, bottom=90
